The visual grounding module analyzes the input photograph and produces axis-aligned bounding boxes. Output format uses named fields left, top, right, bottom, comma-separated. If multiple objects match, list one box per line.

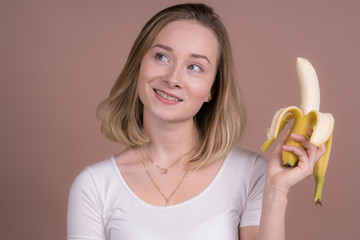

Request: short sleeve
left=239, top=154, right=267, bottom=228
left=67, top=168, right=107, bottom=240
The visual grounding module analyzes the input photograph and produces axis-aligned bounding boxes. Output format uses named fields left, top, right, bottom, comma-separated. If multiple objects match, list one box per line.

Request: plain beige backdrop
left=1, top=0, right=359, bottom=239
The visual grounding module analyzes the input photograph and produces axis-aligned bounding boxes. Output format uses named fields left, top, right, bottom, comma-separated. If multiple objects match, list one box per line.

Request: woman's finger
left=282, top=144, right=308, bottom=159
left=307, top=128, right=314, bottom=137
left=289, top=132, right=327, bottom=163
left=289, top=133, right=318, bottom=161
left=314, top=144, right=326, bottom=162
left=273, top=128, right=291, bottom=155
left=282, top=144, right=314, bottom=176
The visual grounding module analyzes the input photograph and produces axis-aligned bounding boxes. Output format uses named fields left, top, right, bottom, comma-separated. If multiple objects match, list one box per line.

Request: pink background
left=1, top=0, right=359, bottom=239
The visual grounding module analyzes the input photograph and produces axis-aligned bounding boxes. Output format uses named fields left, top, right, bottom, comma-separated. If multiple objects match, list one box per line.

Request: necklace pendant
left=165, top=198, right=171, bottom=206
left=162, top=169, right=167, bottom=174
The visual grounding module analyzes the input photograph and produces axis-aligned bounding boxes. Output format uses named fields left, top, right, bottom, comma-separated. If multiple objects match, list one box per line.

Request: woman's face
left=138, top=20, right=219, bottom=124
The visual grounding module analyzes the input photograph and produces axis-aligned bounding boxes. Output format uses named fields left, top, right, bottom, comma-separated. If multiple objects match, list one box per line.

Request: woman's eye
left=188, top=64, right=203, bottom=72
left=155, top=53, right=169, bottom=62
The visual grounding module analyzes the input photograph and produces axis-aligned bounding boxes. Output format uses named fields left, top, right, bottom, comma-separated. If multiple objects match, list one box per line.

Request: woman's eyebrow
left=152, top=44, right=211, bottom=65
left=190, top=53, right=211, bottom=65
left=152, top=44, right=172, bottom=51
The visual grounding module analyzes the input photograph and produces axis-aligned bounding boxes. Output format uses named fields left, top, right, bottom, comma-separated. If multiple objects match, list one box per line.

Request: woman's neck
left=142, top=115, right=198, bottom=166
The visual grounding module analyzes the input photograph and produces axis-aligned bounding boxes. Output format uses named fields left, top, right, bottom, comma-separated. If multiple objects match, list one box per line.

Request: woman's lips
left=154, top=89, right=183, bottom=102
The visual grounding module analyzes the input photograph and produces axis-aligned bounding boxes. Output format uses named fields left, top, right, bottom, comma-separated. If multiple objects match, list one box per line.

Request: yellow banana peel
left=261, top=57, right=334, bottom=206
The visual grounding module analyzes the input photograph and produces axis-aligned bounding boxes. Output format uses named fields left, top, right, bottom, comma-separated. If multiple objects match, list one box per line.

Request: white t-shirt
left=67, top=146, right=267, bottom=240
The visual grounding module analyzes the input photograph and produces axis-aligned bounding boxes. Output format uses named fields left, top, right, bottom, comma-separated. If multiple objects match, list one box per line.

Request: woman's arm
left=259, top=128, right=326, bottom=240
left=240, top=128, right=326, bottom=240
left=67, top=168, right=107, bottom=240
left=239, top=226, right=259, bottom=240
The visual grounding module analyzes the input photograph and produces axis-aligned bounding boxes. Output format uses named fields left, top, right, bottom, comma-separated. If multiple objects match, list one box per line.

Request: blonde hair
left=97, top=3, right=246, bottom=168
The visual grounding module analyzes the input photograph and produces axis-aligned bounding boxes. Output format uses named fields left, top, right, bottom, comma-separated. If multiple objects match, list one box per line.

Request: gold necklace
left=143, top=149, right=185, bottom=174
left=138, top=146, right=189, bottom=206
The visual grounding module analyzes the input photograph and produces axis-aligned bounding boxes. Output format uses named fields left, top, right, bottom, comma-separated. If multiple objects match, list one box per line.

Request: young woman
left=67, top=3, right=325, bottom=240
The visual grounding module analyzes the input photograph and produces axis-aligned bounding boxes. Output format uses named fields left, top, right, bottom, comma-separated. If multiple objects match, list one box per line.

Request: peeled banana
left=261, top=57, right=334, bottom=206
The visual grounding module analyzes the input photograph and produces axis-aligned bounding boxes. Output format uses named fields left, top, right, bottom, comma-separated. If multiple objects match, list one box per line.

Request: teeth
left=155, top=89, right=182, bottom=102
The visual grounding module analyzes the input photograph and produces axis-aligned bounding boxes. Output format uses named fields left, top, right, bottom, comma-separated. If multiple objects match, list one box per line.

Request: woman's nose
left=163, top=65, right=183, bottom=88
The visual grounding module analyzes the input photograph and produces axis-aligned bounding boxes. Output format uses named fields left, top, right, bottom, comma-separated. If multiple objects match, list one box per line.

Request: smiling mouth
left=154, top=89, right=183, bottom=102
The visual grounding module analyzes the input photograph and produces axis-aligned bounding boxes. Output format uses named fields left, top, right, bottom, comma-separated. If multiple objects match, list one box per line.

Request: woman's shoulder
left=227, top=145, right=267, bottom=169
left=85, top=155, right=115, bottom=176
left=224, top=146, right=267, bottom=188
left=114, top=147, right=140, bottom=166
left=230, top=145, right=266, bottom=161
left=70, top=156, right=116, bottom=190
left=79, top=147, right=136, bottom=177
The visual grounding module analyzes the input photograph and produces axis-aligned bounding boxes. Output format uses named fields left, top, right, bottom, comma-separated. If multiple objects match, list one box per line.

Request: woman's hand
left=265, top=128, right=326, bottom=197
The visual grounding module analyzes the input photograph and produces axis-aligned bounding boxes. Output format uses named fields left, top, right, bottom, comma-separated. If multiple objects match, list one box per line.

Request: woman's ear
left=204, top=94, right=212, bottom=102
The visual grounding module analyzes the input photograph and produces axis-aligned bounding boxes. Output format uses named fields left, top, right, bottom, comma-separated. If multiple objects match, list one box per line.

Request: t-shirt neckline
left=111, top=149, right=234, bottom=209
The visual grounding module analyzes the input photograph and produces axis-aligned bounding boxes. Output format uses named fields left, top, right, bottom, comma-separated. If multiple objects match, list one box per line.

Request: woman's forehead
left=151, top=20, right=219, bottom=63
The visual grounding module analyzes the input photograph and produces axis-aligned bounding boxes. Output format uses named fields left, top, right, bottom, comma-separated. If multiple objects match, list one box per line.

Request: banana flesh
left=261, top=57, right=334, bottom=206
